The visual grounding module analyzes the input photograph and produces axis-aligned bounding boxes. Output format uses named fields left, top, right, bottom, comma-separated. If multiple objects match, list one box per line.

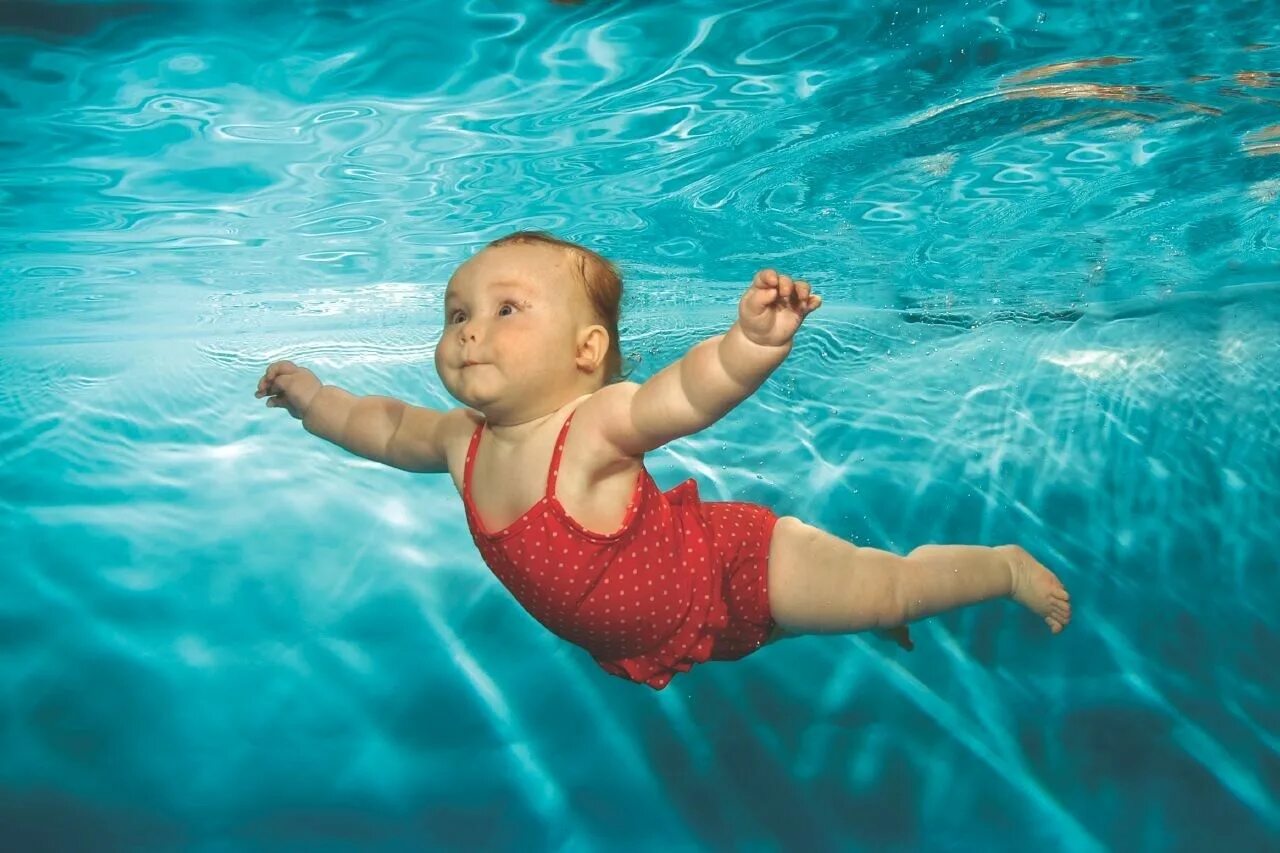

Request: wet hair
left=485, top=230, right=633, bottom=386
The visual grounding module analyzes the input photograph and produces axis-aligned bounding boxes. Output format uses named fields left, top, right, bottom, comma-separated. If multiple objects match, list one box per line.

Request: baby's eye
left=448, top=303, right=518, bottom=323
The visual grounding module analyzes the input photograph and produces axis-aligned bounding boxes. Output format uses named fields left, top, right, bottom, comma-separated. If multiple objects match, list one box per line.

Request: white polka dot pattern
left=460, top=409, right=779, bottom=690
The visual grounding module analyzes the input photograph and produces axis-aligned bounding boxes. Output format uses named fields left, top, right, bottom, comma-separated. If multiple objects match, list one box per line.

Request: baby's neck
left=484, top=408, right=562, bottom=443
left=482, top=389, right=595, bottom=444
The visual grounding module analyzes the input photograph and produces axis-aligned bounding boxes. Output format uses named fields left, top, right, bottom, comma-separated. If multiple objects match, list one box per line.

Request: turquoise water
left=2, top=0, right=1278, bottom=848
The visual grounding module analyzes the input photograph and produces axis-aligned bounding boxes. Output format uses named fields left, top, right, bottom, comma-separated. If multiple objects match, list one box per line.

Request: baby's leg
left=765, top=517, right=1072, bottom=636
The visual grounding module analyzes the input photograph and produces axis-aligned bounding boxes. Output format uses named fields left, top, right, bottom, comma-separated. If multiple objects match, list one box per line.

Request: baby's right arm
left=255, top=360, right=452, bottom=473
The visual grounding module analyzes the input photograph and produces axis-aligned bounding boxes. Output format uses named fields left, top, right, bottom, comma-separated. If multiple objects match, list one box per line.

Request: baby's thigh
left=766, top=516, right=905, bottom=634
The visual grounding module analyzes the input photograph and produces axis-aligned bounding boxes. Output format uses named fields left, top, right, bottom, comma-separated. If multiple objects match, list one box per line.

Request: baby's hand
left=255, top=360, right=322, bottom=420
left=738, top=268, right=822, bottom=347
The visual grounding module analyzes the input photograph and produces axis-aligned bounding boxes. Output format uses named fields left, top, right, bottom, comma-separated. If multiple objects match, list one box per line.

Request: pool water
left=2, top=0, right=1278, bottom=849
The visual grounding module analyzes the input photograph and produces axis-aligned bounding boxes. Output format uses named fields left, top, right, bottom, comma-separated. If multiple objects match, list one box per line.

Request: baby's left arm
left=595, top=269, right=820, bottom=458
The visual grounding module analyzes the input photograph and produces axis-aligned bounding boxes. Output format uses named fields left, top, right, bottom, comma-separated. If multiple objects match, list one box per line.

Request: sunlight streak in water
left=1042, top=347, right=1167, bottom=380
left=2, top=0, right=1279, bottom=847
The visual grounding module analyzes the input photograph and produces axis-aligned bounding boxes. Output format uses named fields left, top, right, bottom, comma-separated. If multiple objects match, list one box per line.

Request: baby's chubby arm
left=596, top=269, right=821, bottom=457
left=255, top=360, right=452, bottom=473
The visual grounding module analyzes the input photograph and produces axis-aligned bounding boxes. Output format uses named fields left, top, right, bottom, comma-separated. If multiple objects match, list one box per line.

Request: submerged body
left=458, top=400, right=777, bottom=689
left=256, top=233, right=1072, bottom=690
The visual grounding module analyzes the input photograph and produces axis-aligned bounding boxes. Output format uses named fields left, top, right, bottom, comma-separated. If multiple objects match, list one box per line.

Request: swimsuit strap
left=465, top=408, right=578, bottom=503
left=463, top=417, right=485, bottom=503
left=545, top=408, right=578, bottom=497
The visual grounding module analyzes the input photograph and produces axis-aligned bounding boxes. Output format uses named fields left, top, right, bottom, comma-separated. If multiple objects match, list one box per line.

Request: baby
left=255, top=231, right=1071, bottom=690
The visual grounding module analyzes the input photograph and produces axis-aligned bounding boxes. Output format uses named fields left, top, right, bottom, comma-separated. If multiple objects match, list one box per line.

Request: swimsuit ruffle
left=592, top=478, right=734, bottom=691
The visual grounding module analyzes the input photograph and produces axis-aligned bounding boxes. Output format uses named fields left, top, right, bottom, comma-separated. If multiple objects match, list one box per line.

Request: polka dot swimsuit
left=462, top=408, right=780, bottom=690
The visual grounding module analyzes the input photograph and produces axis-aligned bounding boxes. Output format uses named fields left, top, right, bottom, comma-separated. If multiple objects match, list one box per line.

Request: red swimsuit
left=462, top=407, right=780, bottom=690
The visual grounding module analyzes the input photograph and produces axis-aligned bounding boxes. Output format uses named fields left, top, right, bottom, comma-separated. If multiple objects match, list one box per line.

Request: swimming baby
left=255, top=231, right=1071, bottom=690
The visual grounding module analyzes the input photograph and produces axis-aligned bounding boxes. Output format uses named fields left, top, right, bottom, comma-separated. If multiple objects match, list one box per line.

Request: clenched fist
left=255, top=361, right=322, bottom=420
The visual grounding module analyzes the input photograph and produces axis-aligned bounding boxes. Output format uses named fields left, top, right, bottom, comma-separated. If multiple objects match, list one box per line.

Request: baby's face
left=436, top=243, right=588, bottom=409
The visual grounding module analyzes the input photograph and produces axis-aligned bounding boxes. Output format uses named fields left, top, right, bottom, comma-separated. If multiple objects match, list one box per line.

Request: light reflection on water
left=1, top=0, right=1278, bottom=849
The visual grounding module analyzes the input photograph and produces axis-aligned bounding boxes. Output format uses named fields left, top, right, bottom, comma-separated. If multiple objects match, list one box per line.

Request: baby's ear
left=576, top=324, right=609, bottom=372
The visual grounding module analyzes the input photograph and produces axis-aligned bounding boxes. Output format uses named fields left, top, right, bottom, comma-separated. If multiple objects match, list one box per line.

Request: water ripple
left=3, top=0, right=1280, bottom=848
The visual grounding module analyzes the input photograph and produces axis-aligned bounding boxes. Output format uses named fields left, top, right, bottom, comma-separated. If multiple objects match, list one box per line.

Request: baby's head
left=436, top=231, right=630, bottom=416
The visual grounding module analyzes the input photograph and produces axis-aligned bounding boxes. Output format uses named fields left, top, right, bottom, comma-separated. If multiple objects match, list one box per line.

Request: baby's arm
left=256, top=361, right=452, bottom=473
left=596, top=269, right=818, bottom=457
left=304, top=387, right=452, bottom=473
left=625, top=322, right=790, bottom=453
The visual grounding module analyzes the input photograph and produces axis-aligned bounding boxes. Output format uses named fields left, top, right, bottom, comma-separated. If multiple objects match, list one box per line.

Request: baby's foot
left=1000, top=545, right=1072, bottom=633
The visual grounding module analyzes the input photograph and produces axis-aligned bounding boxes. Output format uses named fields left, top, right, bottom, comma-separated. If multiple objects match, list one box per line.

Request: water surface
left=1, top=0, right=1278, bottom=849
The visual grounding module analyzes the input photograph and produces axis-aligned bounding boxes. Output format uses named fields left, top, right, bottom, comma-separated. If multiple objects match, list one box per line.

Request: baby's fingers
left=753, top=269, right=779, bottom=287
left=263, top=382, right=294, bottom=406
left=268, top=360, right=298, bottom=380
left=256, top=361, right=299, bottom=396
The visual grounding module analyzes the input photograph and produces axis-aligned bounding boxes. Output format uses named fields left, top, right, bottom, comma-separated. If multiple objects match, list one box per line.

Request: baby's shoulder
left=571, top=381, right=645, bottom=460
left=450, top=406, right=485, bottom=440
left=438, top=407, right=486, bottom=491
left=573, top=381, right=640, bottom=426
left=435, top=406, right=483, bottom=458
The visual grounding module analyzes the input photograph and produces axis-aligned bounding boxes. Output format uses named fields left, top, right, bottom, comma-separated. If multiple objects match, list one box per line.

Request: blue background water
left=2, top=0, right=1278, bottom=849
